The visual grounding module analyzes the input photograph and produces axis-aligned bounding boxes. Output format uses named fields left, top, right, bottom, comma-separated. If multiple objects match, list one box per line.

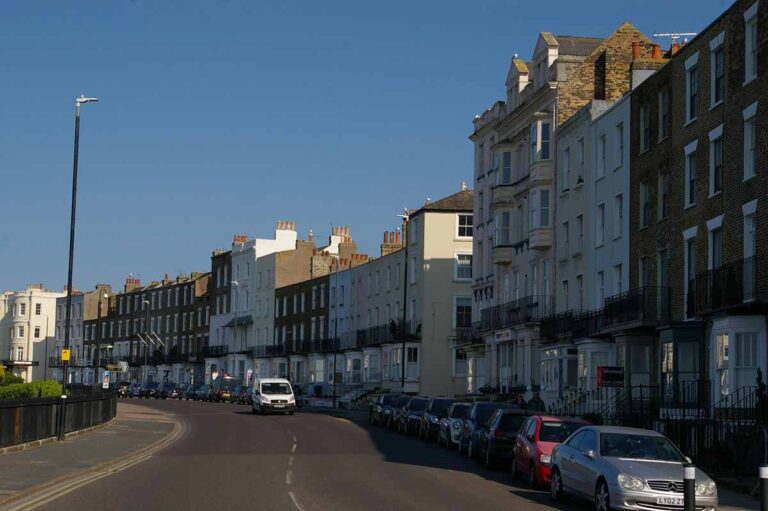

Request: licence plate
left=656, top=496, right=684, bottom=506
left=274, top=404, right=285, bottom=408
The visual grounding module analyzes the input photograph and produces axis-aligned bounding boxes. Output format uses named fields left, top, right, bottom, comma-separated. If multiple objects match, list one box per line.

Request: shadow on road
left=351, top=419, right=590, bottom=510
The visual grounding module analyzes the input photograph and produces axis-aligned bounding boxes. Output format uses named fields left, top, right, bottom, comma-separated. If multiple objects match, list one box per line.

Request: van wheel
left=251, top=406, right=257, bottom=415
left=289, top=411, right=294, bottom=416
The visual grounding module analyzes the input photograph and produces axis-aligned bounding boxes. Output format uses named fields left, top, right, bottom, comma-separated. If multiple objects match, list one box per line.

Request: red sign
left=597, top=366, right=625, bottom=388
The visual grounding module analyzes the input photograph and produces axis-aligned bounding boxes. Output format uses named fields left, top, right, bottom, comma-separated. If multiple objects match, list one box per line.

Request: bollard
left=683, top=463, right=696, bottom=511
left=761, top=465, right=768, bottom=511
left=57, top=394, right=68, bottom=440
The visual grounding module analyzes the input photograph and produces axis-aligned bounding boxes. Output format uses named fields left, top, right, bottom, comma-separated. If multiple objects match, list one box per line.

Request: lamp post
left=398, top=213, right=410, bottom=393
left=61, top=95, right=98, bottom=394
left=329, top=253, right=341, bottom=409
left=230, top=280, right=240, bottom=351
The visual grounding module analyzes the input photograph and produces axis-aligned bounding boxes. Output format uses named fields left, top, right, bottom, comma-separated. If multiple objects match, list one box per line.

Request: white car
left=438, top=402, right=471, bottom=448
left=251, top=378, right=296, bottom=415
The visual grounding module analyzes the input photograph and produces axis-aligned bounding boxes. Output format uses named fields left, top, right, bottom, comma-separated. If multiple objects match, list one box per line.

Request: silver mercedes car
left=549, top=426, right=718, bottom=511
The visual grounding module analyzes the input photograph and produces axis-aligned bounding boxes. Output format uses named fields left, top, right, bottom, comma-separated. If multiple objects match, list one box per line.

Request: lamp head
left=76, top=95, right=99, bottom=104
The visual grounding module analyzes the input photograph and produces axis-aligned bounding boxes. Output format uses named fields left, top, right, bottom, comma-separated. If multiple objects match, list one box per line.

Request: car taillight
left=494, top=430, right=506, bottom=439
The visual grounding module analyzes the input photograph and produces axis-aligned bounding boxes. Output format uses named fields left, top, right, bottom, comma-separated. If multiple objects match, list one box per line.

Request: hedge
left=0, top=366, right=24, bottom=386
left=0, top=380, right=62, bottom=400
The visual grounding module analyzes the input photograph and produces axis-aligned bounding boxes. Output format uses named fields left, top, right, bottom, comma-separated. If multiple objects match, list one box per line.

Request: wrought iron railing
left=602, top=286, right=670, bottom=328
left=694, top=255, right=768, bottom=315
left=479, top=295, right=553, bottom=331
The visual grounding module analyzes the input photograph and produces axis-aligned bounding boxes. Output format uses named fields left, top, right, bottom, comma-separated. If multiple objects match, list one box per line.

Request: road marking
left=286, top=470, right=293, bottom=485
left=288, top=456, right=294, bottom=467
left=292, top=435, right=297, bottom=443
left=291, top=443, right=297, bottom=453
left=288, top=491, right=305, bottom=511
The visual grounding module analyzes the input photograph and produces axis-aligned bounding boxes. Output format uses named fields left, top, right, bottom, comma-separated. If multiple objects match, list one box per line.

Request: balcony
left=450, top=323, right=483, bottom=348
left=600, top=286, right=670, bottom=334
left=540, top=310, right=604, bottom=341
left=202, top=345, right=229, bottom=358
left=693, top=256, right=768, bottom=315
left=529, top=226, right=553, bottom=250
left=480, top=295, right=553, bottom=331
left=253, top=344, right=287, bottom=358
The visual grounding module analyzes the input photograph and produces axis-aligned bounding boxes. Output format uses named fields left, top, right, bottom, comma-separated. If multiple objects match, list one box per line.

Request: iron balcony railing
left=480, top=295, right=553, bottom=332
left=202, top=345, right=229, bottom=357
left=602, top=286, right=670, bottom=329
left=450, top=323, right=483, bottom=348
left=694, top=255, right=768, bottom=315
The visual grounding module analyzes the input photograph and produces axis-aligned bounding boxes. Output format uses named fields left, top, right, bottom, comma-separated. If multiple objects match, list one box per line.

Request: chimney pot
left=651, top=43, right=661, bottom=59
left=671, top=42, right=680, bottom=55
left=631, top=41, right=640, bottom=60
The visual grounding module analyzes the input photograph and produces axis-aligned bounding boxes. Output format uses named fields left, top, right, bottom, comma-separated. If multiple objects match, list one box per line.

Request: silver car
left=550, top=426, right=718, bottom=511
left=438, top=402, right=470, bottom=448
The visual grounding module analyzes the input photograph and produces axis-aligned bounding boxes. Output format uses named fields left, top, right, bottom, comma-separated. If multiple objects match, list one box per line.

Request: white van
left=251, top=378, right=295, bottom=415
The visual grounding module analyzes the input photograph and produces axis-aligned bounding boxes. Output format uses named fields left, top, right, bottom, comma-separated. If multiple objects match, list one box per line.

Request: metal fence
left=0, top=389, right=117, bottom=448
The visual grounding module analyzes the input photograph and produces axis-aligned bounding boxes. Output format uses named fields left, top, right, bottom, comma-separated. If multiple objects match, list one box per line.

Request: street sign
left=61, top=349, right=70, bottom=361
left=246, top=369, right=253, bottom=383
left=597, top=366, right=625, bottom=388
left=102, top=370, right=110, bottom=389
left=118, top=361, right=129, bottom=372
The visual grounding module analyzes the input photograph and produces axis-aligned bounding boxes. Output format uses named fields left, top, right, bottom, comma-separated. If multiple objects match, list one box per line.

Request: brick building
left=630, top=0, right=767, bottom=401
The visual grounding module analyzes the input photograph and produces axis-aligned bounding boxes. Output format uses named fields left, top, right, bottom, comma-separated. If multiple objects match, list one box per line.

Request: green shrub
left=0, top=366, right=24, bottom=386
left=0, top=380, right=62, bottom=400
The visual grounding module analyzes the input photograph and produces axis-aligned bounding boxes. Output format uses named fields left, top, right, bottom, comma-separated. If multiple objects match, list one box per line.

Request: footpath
left=0, top=402, right=181, bottom=510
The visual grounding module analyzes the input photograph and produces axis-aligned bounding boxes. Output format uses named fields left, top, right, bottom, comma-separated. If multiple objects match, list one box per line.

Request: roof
left=585, top=425, right=664, bottom=436
left=411, top=189, right=473, bottom=217
left=553, top=35, right=603, bottom=56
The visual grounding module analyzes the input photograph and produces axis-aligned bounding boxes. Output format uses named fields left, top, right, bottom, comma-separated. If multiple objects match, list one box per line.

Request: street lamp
left=62, top=95, right=98, bottom=394
left=397, top=211, right=410, bottom=394
left=230, top=280, right=240, bottom=352
left=95, top=292, right=108, bottom=385
left=329, top=253, right=342, bottom=409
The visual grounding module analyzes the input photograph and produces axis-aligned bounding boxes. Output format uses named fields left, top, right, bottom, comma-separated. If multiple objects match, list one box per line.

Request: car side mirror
left=684, top=456, right=692, bottom=464
left=527, top=434, right=535, bottom=442
left=585, top=450, right=596, bottom=460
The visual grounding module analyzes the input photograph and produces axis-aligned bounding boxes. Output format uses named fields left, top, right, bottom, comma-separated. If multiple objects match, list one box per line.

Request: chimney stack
left=651, top=43, right=661, bottom=59
left=671, top=42, right=680, bottom=56
left=308, top=229, right=314, bottom=241
left=631, top=41, right=640, bottom=60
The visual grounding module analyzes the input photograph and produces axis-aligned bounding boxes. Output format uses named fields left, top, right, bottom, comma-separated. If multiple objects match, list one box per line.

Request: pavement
left=0, top=398, right=760, bottom=511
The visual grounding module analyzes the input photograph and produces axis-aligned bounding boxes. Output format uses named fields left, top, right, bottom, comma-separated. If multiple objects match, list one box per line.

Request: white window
left=530, top=263, right=538, bottom=296
left=562, top=147, right=571, bottom=191
left=495, top=211, right=511, bottom=245
left=716, top=333, right=730, bottom=395
left=596, top=271, right=604, bottom=305
left=540, top=190, right=550, bottom=227
left=562, top=221, right=570, bottom=256
left=685, top=53, right=699, bottom=123
left=576, top=214, right=584, bottom=253
left=500, top=151, right=512, bottom=184
left=577, top=138, right=584, bottom=182
left=614, top=264, right=623, bottom=294
left=576, top=274, right=583, bottom=310
left=709, top=124, right=724, bottom=195
left=598, top=134, right=607, bottom=177
left=614, top=194, right=624, bottom=238
left=736, top=332, right=759, bottom=390
left=684, top=140, right=698, bottom=207
left=19, top=326, right=24, bottom=338
left=707, top=215, right=724, bottom=270
left=616, top=122, right=624, bottom=166
left=19, top=303, right=26, bottom=316
left=320, top=284, right=326, bottom=307
left=457, top=214, right=473, bottom=238
left=710, top=32, right=725, bottom=107
left=659, top=90, right=670, bottom=141
left=596, top=203, right=605, bottom=245
left=16, top=347, right=23, bottom=361
left=744, top=102, right=758, bottom=180
left=640, top=180, right=649, bottom=228
left=34, top=326, right=40, bottom=338
left=658, top=173, right=670, bottom=220
left=311, top=286, right=317, bottom=309
left=640, top=106, right=650, bottom=152
left=455, top=253, right=472, bottom=280
left=513, top=271, right=520, bottom=300
left=454, top=296, right=472, bottom=328
left=542, top=260, right=550, bottom=296
left=530, top=121, right=551, bottom=162
left=561, top=280, right=569, bottom=310
left=410, top=256, right=417, bottom=284
left=745, top=3, right=759, bottom=83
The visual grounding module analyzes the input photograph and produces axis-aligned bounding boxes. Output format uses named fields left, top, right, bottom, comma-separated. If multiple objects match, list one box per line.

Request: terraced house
left=469, top=23, right=656, bottom=398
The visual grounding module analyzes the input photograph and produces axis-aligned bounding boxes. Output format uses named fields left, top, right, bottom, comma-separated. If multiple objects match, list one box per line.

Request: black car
left=396, top=397, right=429, bottom=435
left=419, top=397, right=455, bottom=441
left=389, top=395, right=412, bottom=430
left=196, top=384, right=213, bottom=401
left=157, top=382, right=177, bottom=399
left=458, top=401, right=519, bottom=459
left=129, top=383, right=142, bottom=398
left=117, top=381, right=131, bottom=398
left=139, top=381, right=160, bottom=398
left=477, top=408, right=529, bottom=468
left=182, top=384, right=200, bottom=400
left=369, top=393, right=400, bottom=426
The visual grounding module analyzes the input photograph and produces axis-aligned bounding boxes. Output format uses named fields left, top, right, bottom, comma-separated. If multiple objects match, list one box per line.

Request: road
left=35, top=399, right=750, bottom=511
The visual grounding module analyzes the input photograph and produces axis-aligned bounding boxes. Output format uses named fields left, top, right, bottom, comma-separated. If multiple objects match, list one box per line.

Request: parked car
left=117, top=381, right=131, bottom=398
left=396, top=397, right=429, bottom=435
left=458, top=401, right=518, bottom=458
left=129, top=383, right=142, bottom=398
left=477, top=408, right=529, bottom=469
left=438, top=402, right=471, bottom=448
left=177, top=383, right=189, bottom=400
left=549, top=426, right=718, bottom=511
left=389, top=395, right=412, bottom=430
left=211, top=375, right=243, bottom=402
left=419, top=397, right=455, bottom=441
left=251, top=378, right=295, bottom=415
left=369, top=393, right=400, bottom=426
left=238, top=386, right=252, bottom=404
left=139, top=381, right=159, bottom=399
left=157, top=382, right=177, bottom=399
left=512, top=415, right=589, bottom=486
left=195, top=384, right=213, bottom=401
left=182, top=384, right=200, bottom=400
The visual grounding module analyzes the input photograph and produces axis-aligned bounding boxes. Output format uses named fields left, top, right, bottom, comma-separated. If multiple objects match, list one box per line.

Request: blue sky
left=0, top=0, right=731, bottom=292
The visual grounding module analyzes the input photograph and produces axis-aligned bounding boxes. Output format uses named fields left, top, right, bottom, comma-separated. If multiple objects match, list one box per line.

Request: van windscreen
left=261, top=383, right=291, bottom=395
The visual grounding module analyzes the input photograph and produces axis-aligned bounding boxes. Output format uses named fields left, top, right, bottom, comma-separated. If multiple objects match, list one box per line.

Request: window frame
left=685, top=52, right=700, bottom=124
left=745, top=3, right=759, bottom=84
left=456, top=214, right=473, bottom=239
left=454, top=253, right=473, bottom=281
left=743, top=102, right=758, bottom=180
left=709, top=32, right=726, bottom=108
left=684, top=140, right=698, bottom=208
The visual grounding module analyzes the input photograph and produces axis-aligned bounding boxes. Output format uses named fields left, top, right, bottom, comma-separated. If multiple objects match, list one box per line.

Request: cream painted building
left=1, top=284, right=64, bottom=382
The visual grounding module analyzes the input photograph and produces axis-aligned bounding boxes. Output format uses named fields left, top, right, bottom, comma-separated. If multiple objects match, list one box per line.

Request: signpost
left=61, top=349, right=70, bottom=362
left=102, top=370, right=110, bottom=390
left=597, top=366, right=625, bottom=388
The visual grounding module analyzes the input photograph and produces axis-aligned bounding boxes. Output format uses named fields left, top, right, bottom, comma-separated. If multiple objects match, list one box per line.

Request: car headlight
left=429, top=416, right=439, bottom=424
left=288, top=395, right=295, bottom=402
left=696, top=480, right=717, bottom=496
left=384, top=409, right=392, bottom=415
left=539, top=454, right=551, bottom=465
left=408, top=415, right=419, bottom=420
left=617, top=473, right=645, bottom=491
left=452, top=422, right=461, bottom=430
left=262, top=396, right=270, bottom=403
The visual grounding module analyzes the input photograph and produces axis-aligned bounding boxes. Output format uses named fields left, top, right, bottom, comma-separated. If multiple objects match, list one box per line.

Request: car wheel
left=485, top=448, right=494, bottom=469
left=550, top=467, right=564, bottom=502
left=251, top=405, right=257, bottom=415
left=595, top=479, right=611, bottom=511
left=511, top=456, right=520, bottom=480
left=289, top=411, right=294, bottom=416
left=467, top=438, right=474, bottom=459
left=528, top=462, right=537, bottom=487
left=457, top=437, right=464, bottom=455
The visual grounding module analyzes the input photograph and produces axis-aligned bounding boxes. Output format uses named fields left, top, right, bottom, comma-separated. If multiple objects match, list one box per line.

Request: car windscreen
left=539, top=421, right=586, bottom=443
left=600, top=433, right=685, bottom=462
left=429, top=399, right=454, bottom=414
left=450, top=404, right=470, bottom=418
left=221, top=378, right=242, bottom=390
left=498, top=413, right=527, bottom=432
left=261, top=382, right=291, bottom=395
left=408, top=399, right=428, bottom=412
left=476, top=405, right=504, bottom=425
left=382, top=395, right=398, bottom=406
left=395, top=396, right=411, bottom=408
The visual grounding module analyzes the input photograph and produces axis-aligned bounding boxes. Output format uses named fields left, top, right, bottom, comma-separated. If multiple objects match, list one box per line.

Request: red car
left=511, top=415, right=589, bottom=487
